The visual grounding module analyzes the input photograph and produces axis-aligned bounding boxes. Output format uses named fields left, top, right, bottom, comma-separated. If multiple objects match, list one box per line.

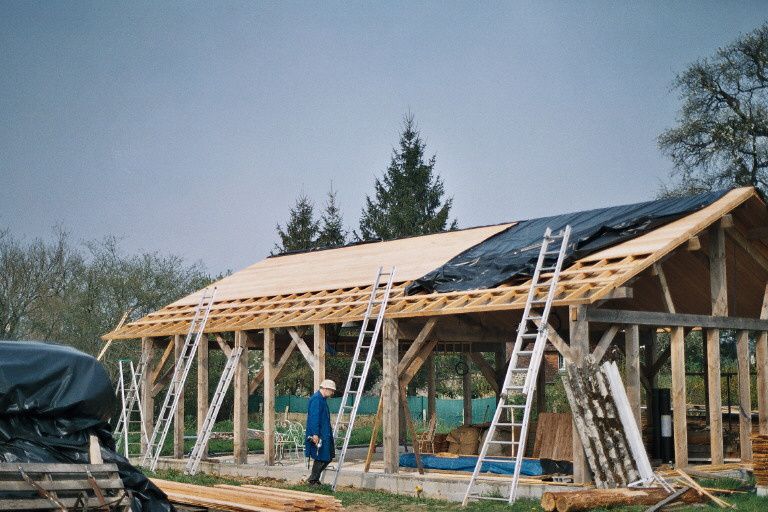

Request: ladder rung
left=486, top=439, right=519, bottom=445
left=510, top=368, right=528, bottom=373
left=520, top=333, right=538, bottom=338
left=517, top=350, right=533, bottom=355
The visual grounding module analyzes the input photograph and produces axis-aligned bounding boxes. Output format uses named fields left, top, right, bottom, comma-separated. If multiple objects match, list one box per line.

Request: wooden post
left=736, top=330, right=753, bottom=461
left=537, top=359, right=547, bottom=413
left=140, top=337, right=155, bottom=455
left=427, top=354, right=436, bottom=423
left=708, top=222, right=727, bottom=464
left=670, top=326, right=688, bottom=468
left=706, top=330, right=724, bottom=464
left=625, top=325, right=641, bottom=428
left=263, top=328, right=276, bottom=465
left=641, top=327, right=655, bottom=423
left=173, top=334, right=185, bottom=459
left=313, top=324, right=326, bottom=390
left=757, top=285, right=768, bottom=436
left=463, top=353, right=472, bottom=425
left=382, top=319, right=399, bottom=473
left=758, top=330, right=768, bottom=436
left=569, top=305, right=590, bottom=484
left=233, top=331, right=249, bottom=464
left=197, top=334, right=209, bottom=459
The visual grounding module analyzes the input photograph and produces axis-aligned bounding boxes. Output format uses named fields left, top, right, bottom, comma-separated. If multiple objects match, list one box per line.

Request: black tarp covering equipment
left=407, top=189, right=729, bottom=294
left=0, top=340, right=173, bottom=512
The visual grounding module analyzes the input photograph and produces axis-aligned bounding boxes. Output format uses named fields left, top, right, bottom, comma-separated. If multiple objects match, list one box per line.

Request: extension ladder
left=330, top=267, right=396, bottom=490
left=185, top=346, right=244, bottom=475
left=114, top=356, right=148, bottom=458
left=140, top=287, right=217, bottom=470
left=463, top=226, right=571, bottom=505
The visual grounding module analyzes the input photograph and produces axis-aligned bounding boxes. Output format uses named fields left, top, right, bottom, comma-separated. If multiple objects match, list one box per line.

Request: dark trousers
left=308, top=459, right=330, bottom=484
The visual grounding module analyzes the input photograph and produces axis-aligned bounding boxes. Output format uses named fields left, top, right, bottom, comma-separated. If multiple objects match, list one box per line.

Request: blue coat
left=305, top=391, right=334, bottom=461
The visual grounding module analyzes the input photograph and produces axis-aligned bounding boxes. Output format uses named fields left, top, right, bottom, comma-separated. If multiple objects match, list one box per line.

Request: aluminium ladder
left=114, top=356, right=149, bottom=458
left=463, top=226, right=571, bottom=505
left=140, top=287, right=217, bottom=470
left=184, top=346, right=244, bottom=475
left=330, top=266, right=396, bottom=490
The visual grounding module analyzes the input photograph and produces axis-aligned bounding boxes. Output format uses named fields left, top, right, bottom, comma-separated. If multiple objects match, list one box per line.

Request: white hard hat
left=320, top=379, right=336, bottom=391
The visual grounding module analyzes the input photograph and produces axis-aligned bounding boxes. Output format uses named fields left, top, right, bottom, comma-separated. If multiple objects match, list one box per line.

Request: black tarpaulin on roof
left=406, top=189, right=730, bottom=294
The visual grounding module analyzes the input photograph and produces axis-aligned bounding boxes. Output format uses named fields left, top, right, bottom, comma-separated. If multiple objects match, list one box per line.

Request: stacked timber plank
left=753, top=434, right=768, bottom=495
left=152, top=479, right=343, bottom=512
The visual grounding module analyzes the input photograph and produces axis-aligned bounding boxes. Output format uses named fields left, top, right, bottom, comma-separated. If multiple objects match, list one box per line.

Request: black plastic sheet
left=0, top=340, right=173, bottom=512
left=407, top=189, right=729, bottom=294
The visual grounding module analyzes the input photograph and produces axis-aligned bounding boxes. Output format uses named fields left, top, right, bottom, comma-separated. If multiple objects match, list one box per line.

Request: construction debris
left=152, top=479, right=344, bottom=512
left=540, top=488, right=702, bottom=512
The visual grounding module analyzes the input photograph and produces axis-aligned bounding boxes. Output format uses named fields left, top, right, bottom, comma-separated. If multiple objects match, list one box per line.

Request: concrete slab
left=154, top=452, right=580, bottom=503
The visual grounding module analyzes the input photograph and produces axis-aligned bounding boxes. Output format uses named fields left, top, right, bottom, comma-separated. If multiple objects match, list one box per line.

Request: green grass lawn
left=149, top=468, right=766, bottom=512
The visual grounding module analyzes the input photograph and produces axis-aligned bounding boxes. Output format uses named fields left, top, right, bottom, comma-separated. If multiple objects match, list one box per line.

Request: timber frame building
left=106, top=186, right=768, bottom=481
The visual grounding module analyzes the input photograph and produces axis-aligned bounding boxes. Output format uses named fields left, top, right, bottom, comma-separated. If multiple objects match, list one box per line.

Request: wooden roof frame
left=105, top=187, right=763, bottom=340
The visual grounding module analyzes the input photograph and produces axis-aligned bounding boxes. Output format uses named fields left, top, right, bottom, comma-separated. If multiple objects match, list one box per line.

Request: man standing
left=305, top=379, right=336, bottom=485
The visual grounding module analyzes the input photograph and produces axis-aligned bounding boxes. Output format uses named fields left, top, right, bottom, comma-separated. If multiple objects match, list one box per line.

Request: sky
left=1, top=1, right=767, bottom=275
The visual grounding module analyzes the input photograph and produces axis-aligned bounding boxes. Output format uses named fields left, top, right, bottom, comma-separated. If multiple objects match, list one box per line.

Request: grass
left=149, top=468, right=767, bottom=512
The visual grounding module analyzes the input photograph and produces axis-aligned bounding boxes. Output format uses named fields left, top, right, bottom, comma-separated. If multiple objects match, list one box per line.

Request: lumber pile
left=753, top=434, right=768, bottom=487
left=540, top=488, right=703, bottom=512
left=152, top=479, right=343, bottom=512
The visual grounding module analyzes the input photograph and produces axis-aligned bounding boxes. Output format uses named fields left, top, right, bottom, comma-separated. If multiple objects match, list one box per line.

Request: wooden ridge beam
left=585, top=308, right=768, bottom=331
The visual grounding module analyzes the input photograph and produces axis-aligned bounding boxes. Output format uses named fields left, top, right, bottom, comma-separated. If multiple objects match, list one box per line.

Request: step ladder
left=463, top=226, right=571, bottom=505
left=114, top=356, right=149, bottom=458
left=140, top=287, right=217, bottom=471
left=184, top=346, right=244, bottom=475
left=330, top=267, right=396, bottom=490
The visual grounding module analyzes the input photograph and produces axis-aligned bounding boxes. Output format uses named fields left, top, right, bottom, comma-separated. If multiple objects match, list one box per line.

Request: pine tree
left=317, top=188, right=347, bottom=248
left=272, top=195, right=319, bottom=255
left=359, top=114, right=457, bottom=240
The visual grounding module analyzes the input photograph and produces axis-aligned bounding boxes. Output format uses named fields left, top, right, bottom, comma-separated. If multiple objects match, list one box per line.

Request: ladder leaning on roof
left=330, top=266, right=396, bottom=490
left=463, top=225, right=571, bottom=506
left=140, top=287, right=217, bottom=471
left=114, top=355, right=149, bottom=458
left=184, top=345, right=244, bottom=475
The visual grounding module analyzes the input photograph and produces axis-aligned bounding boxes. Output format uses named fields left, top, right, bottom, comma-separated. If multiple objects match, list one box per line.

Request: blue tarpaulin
left=399, top=453, right=544, bottom=476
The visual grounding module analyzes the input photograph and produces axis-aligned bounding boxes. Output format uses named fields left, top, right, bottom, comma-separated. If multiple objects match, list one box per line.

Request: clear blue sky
left=1, top=2, right=766, bottom=274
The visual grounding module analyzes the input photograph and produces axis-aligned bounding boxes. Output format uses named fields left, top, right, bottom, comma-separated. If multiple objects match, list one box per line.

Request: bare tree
left=659, top=23, right=768, bottom=196
left=0, top=229, right=80, bottom=340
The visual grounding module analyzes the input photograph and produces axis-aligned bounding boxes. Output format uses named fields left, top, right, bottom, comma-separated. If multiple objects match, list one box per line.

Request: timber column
left=569, top=306, right=590, bottom=484
left=233, top=331, right=249, bottom=464
left=313, top=324, right=326, bottom=390
left=173, top=334, right=185, bottom=458
left=263, top=328, right=276, bottom=465
left=382, top=319, right=399, bottom=473
left=140, top=337, right=156, bottom=455
left=707, top=222, right=727, bottom=464
left=670, top=327, right=688, bottom=467
left=197, top=334, right=209, bottom=459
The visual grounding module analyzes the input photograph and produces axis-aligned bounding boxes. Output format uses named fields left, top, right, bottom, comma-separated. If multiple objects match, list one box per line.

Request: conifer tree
left=272, top=195, right=319, bottom=255
left=317, top=188, right=347, bottom=248
left=359, top=114, right=457, bottom=240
